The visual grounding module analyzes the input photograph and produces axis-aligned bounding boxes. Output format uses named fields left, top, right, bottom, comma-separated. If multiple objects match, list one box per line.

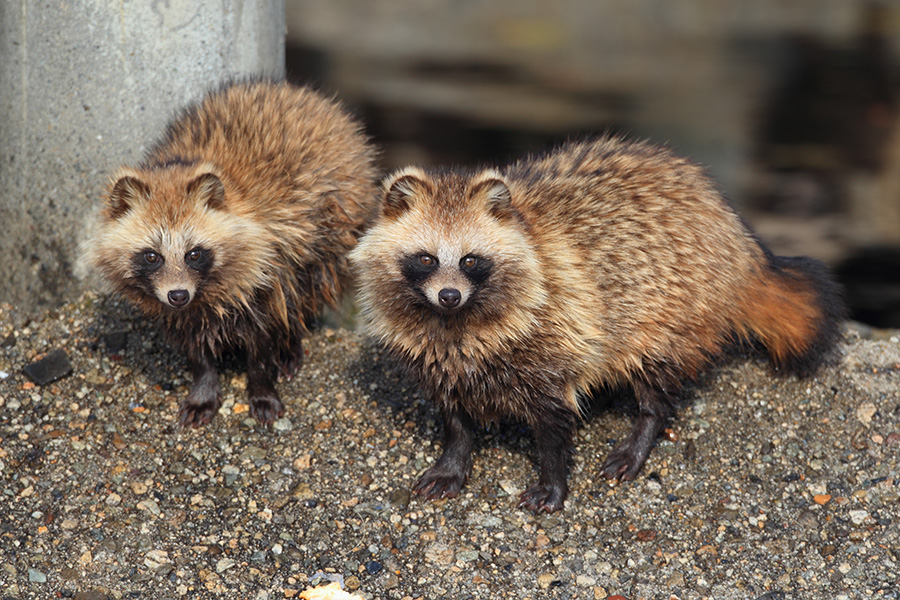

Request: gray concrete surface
left=0, top=1, right=285, bottom=316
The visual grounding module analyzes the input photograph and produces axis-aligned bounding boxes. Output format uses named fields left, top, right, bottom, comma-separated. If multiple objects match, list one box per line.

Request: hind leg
left=414, top=406, right=475, bottom=500
left=600, top=380, right=675, bottom=480
left=246, top=350, right=285, bottom=426
left=179, top=351, right=222, bottom=428
left=519, top=402, right=576, bottom=513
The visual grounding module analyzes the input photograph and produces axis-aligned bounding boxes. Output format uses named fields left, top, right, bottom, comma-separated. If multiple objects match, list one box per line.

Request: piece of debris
left=23, top=348, right=73, bottom=385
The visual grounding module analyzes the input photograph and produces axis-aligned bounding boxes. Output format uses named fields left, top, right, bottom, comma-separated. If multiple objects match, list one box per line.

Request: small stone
left=293, top=454, right=312, bottom=470
left=144, top=549, right=170, bottom=569
left=23, top=349, right=73, bottom=385
left=388, top=487, right=411, bottom=509
left=137, top=499, right=161, bottom=516
left=537, top=573, right=555, bottom=589
left=455, top=550, right=478, bottom=562
left=499, top=480, right=519, bottom=496
left=424, top=543, right=454, bottom=566
left=576, top=575, right=596, bottom=587
left=216, top=558, right=236, bottom=573
left=131, top=481, right=148, bottom=495
left=28, top=568, right=47, bottom=583
left=273, top=417, right=293, bottom=432
left=61, top=518, right=78, bottom=530
left=245, top=446, right=267, bottom=460
left=856, top=402, right=877, bottom=426
left=383, top=573, right=400, bottom=589
left=111, top=433, right=127, bottom=451
left=814, top=494, right=832, bottom=505
left=849, top=510, right=868, bottom=525
left=365, top=560, right=382, bottom=575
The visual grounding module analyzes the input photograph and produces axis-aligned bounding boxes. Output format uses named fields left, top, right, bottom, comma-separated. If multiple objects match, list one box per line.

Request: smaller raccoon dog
left=350, top=137, right=843, bottom=513
left=88, top=80, right=378, bottom=428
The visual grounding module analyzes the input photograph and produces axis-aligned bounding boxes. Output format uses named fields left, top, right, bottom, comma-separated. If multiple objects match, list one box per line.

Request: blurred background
left=285, top=0, right=900, bottom=328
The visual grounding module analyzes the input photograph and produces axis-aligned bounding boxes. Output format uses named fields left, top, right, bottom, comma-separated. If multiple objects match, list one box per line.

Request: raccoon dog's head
left=88, top=162, right=271, bottom=317
left=350, top=166, right=546, bottom=349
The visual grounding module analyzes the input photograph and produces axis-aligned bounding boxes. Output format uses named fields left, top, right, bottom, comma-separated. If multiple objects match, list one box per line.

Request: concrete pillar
left=0, top=1, right=285, bottom=314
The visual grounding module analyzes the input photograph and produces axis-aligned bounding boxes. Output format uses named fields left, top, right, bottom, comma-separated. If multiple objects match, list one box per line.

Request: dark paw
left=249, top=394, right=285, bottom=426
left=413, top=467, right=467, bottom=500
left=518, top=482, right=567, bottom=514
left=178, top=397, right=221, bottom=429
left=599, top=444, right=647, bottom=481
left=278, top=354, right=304, bottom=382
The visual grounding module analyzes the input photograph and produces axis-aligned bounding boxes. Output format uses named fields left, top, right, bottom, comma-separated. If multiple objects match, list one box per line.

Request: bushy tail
left=737, top=253, right=845, bottom=377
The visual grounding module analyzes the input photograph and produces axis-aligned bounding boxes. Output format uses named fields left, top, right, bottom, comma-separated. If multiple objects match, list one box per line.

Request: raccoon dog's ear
left=187, top=172, right=226, bottom=211
left=107, top=174, right=150, bottom=219
left=382, top=168, right=429, bottom=219
left=470, top=171, right=516, bottom=222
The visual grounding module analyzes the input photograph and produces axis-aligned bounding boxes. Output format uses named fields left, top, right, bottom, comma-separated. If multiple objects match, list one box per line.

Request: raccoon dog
left=88, top=80, right=378, bottom=428
left=349, top=136, right=842, bottom=513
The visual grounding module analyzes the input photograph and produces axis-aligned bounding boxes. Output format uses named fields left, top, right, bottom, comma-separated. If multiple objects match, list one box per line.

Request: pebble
left=27, top=568, right=47, bottom=583
left=365, top=560, right=382, bottom=574
left=273, top=417, right=293, bottom=432
left=849, top=510, right=869, bottom=525
left=424, top=543, right=454, bottom=566
left=216, top=558, right=236, bottom=573
left=143, top=550, right=170, bottom=569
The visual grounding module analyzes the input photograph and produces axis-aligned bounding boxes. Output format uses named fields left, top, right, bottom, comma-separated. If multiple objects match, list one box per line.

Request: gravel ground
left=0, top=294, right=898, bottom=600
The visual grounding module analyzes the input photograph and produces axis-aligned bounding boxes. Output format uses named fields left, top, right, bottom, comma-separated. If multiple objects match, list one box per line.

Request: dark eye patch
left=401, top=253, right=438, bottom=284
left=132, top=249, right=164, bottom=274
left=460, top=254, right=492, bottom=285
left=185, top=246, right=214, bottom=276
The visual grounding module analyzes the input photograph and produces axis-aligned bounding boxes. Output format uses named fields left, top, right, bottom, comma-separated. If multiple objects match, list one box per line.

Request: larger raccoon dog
left=88, top=80, right=378, bottom=428
left=350, top=137, right=843, bottom=513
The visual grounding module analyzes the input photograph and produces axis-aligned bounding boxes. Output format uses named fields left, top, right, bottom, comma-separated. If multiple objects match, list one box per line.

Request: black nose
left=167, top=289, right=190, bottom=307
left=438, top=288, right=461, bottom=309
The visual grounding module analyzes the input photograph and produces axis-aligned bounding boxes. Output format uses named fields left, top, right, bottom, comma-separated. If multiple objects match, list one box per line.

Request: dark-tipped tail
left=738, top=253, right=845, bottom=377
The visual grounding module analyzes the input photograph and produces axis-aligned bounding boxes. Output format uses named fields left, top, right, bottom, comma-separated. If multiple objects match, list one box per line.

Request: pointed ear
left=381, top=168, right=429, bottom=219
left=107, top=174, right=150, bottom=219
left=187, top=172, right=226, bottom=211
left=470, top=172, right=517, bottom=222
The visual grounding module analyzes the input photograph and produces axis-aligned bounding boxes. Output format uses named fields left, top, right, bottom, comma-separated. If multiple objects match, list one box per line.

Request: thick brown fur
left=350, top=136, right=843, bottom=513
left=87, top=80, right=378, bottom=427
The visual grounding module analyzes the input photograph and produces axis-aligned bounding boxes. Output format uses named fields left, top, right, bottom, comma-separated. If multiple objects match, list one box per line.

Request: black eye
left=184, top=246, right=213, bottom=274
left=143, top=251, right=160, bottom=265
left=419, top=254, right=437, bottom=267
left=459, top=254, right=493, bottom=285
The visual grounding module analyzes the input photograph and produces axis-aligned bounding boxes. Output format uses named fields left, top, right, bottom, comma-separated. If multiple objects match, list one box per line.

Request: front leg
left=247, top=349, right=285, bottom=426
left=413, top=406, right=475, bottom=500
left=178, top=350, right=222, bottom=428
left=518, top=402, right=576, bottom=514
